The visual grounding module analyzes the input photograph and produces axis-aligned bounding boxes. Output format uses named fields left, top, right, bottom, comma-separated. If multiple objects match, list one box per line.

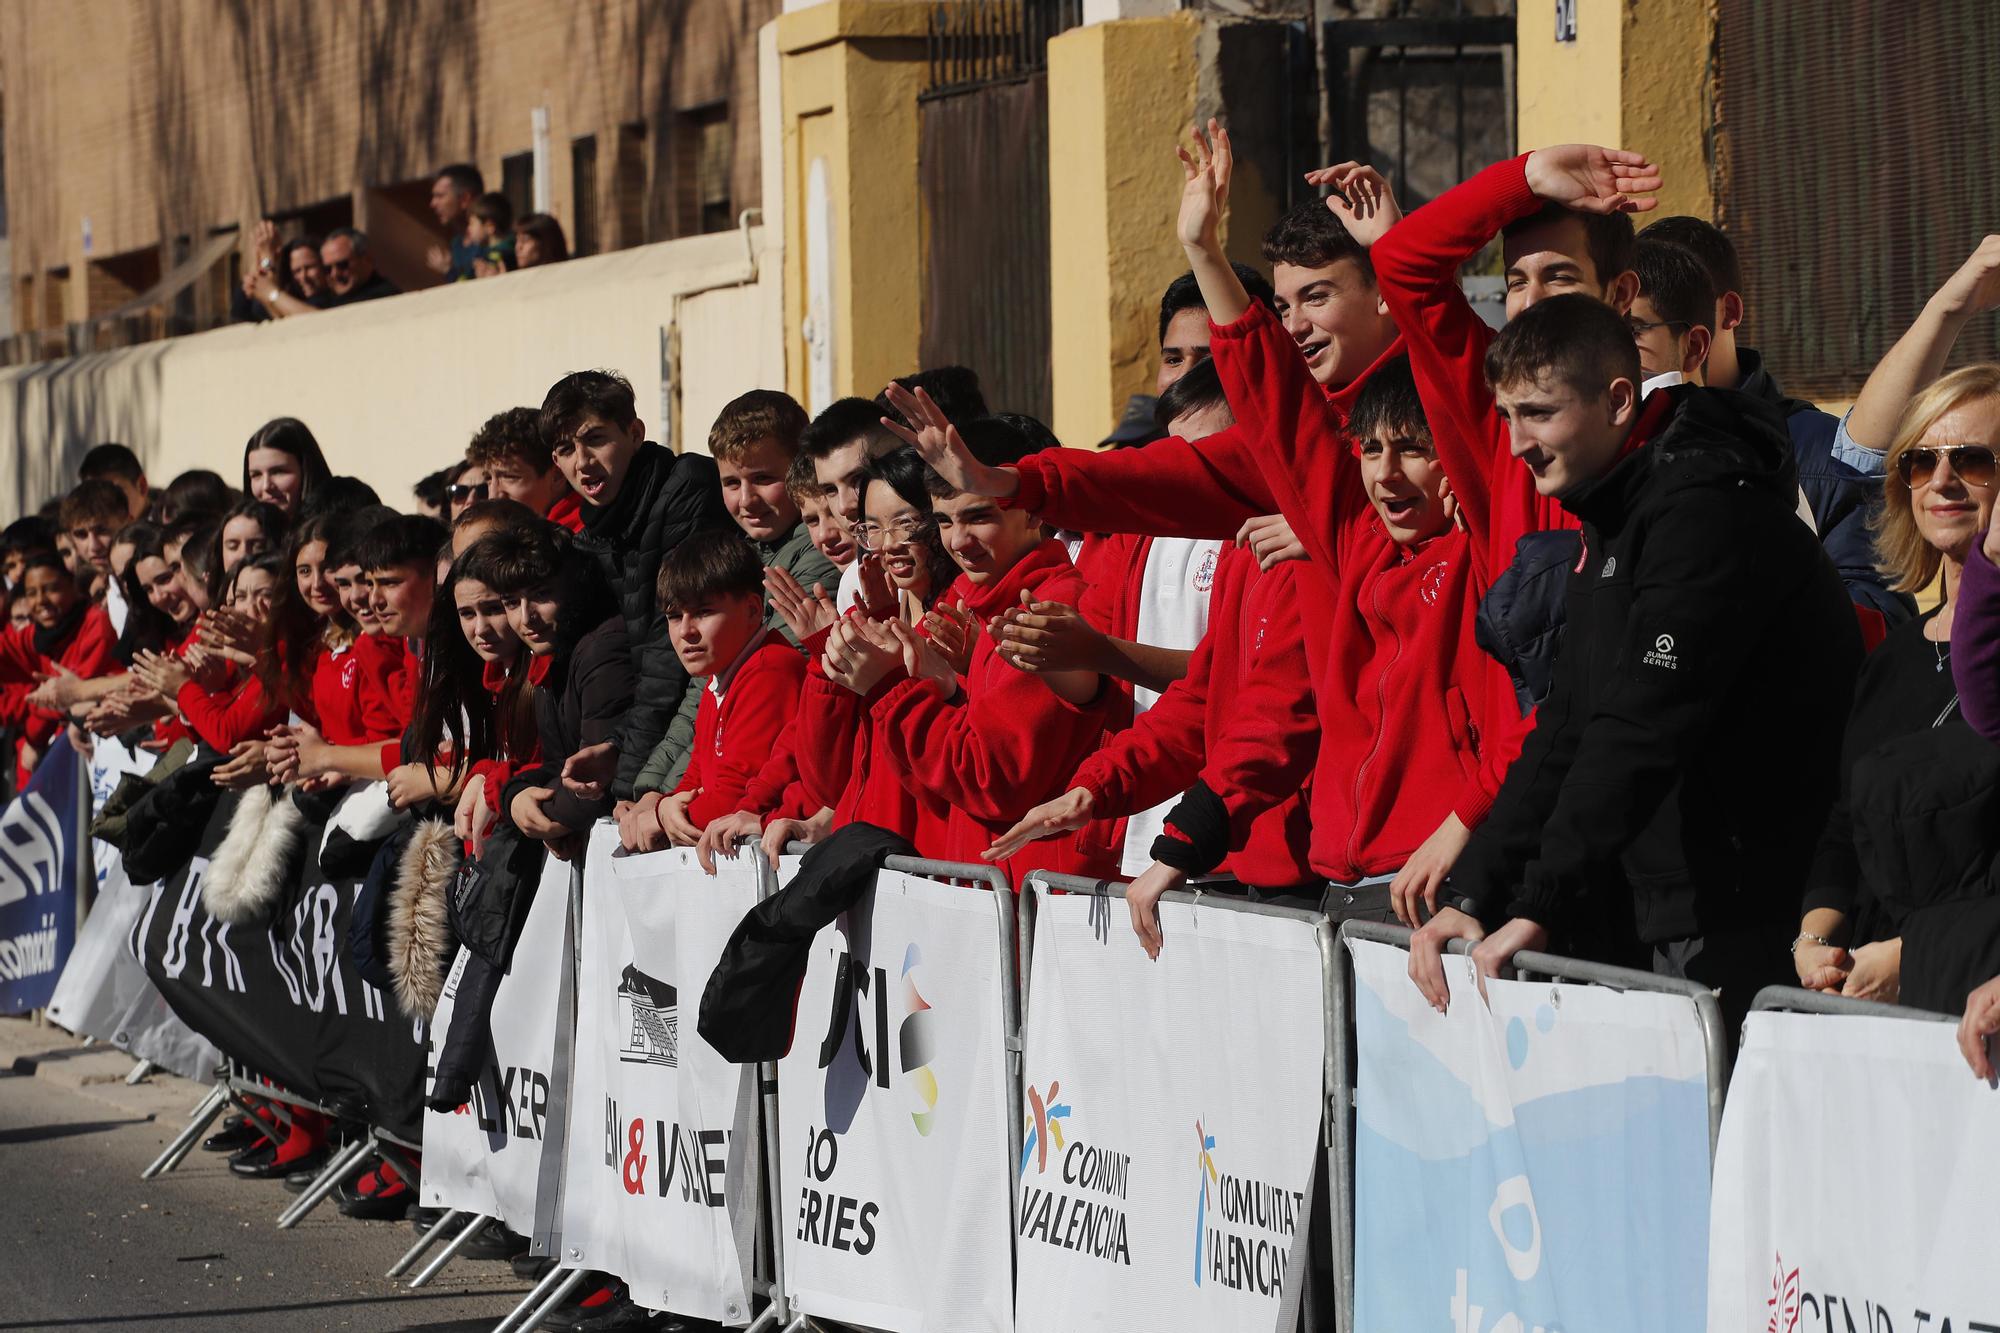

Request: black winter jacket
left=502, top=616, right=635, bottom=833
left=1847, top=715, right=2000, bottom=1014
left=573, top=441, right=732, bottom=798
left=1450, top=386, right=1863, bottom=954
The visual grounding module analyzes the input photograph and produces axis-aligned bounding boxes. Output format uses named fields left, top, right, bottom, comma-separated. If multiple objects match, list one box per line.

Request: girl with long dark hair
left=242, top=417, right=332, bottom=517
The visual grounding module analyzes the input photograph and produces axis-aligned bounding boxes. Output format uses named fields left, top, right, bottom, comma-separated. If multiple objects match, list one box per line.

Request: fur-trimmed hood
left=202, top=785, right=306, bottom=925
left=385, top=818, right=461, bottom=1020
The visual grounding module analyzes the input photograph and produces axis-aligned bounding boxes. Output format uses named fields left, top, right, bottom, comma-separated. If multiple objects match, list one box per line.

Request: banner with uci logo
left=1013, top=888, right=1326, bottom=1332
left=1347, top=939, right=1711, bottom=1333
left=775, top=865, right=1014, bottom=1333
left=558, top=835, right=761, bottom=1325
left=1707, top=1009, right=2000, bottom=1332
left=0, top=737, right=83, bottom=1013
left=421, top=854, right=571, bottom=1234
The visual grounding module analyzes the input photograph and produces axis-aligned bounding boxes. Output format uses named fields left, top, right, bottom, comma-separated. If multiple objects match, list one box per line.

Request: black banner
left=139, top=792, right=428, bottom=1140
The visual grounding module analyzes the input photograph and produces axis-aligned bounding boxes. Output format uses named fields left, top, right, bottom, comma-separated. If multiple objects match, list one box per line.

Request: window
left=502, top=151, right=534, bottom=222
left=571, top=135, right=599, bottom=257
left=674, top=105, right=733, bottom=236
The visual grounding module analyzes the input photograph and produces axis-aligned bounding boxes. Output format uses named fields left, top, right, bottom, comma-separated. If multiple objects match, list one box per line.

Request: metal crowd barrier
left=1749, top=984, right=1957, bottom=1024
left=1024, top=871, right=1341, bottom=1333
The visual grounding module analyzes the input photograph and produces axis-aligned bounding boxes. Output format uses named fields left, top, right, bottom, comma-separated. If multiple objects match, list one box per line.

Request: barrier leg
left=496, top=1265, right=588, bottom=1333
left=275, top=1136, right=374, bottom=1229
left=140, top=1083, right=228, bottom=1179
left=384, top=1206, right=456, bottom=1278
left=408, top=1211, right=492, bottom=1289
left=489, top=1261, right=575, bottom=1333
left=752, top=849, right=794, bottom=1329
left=125, top=1059, right=156, bottom=1085
left=1320, top=921, right=1355, bottom=1333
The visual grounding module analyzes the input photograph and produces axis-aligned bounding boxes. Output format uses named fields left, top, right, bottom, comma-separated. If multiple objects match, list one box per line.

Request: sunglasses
left=449, top=482, right=490, bottom=504
left=1896, top=444, right=1997, bottom=489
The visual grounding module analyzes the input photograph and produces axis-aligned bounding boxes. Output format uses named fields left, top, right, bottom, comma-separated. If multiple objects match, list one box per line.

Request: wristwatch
left=258, top=257, right=274, bottom=274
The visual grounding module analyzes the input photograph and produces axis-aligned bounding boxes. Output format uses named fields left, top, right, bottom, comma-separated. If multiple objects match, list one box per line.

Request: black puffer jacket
left=573, top=441, right=731, bottom=798
left=1847, top=715, right=2000, bottom=1014
left=1451, top=386, right=1863, bottom=954
left=1474, top=530, right=1583, bottom=717
left=502, top=615, right=635, bottom=833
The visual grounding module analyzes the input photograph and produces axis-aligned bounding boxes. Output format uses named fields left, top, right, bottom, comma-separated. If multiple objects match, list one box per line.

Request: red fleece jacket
left=1071, top=549, right=1316, bottom=888
left=177, top=671, right=284, bottom=752
left=672, top=631, right=806, bottom=829
left=0, top=607, right=121, bottom=749
left=547, top=494, right=585, bottom=534
left=794, top=620, right=952, bottom=849
left=870, top=539, right=1121, bottom=881
left=733, top=711, right=820, bottom=823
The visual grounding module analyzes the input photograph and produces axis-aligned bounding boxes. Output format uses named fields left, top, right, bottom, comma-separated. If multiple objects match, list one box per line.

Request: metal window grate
left=924, top=0, right=1082, bottom=98
left=1717, top=0, right=2000, bottom=400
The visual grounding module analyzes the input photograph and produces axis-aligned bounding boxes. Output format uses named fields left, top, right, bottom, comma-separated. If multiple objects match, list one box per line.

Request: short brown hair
left=657, top=528, right=763, bottom=612
left=466, top=406, right=552, bottom=474
left=1503, top=201, right=1637, bottom=289
left=1483, top=293, right=1640, bottom=398
left=59, top=479, right=130, bottom=532
left=784, top=452, right=822, bottom=509
left=1872, top=364, right=2000, bottom=594
left=709, top=389, right=808, bottom=465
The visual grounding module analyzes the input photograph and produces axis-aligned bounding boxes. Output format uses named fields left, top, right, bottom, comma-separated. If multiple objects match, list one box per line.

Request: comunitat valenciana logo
left=1767, top=1252, right=1999, bottom=1330
left=1189, top=1115, right=1307, bottom=1298
left=1020, top=1080, right=1072, bottom=1177
left=1016, top=1079, right=1131, bottom=1264
left=1769, top=1253, right=1799, bottom=1333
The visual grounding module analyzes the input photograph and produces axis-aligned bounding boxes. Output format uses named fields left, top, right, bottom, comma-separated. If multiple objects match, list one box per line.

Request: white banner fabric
left=559, top=834, right=760, bottom=1326
left=419, top=853, right=570, bottom=1229
left=776, top=867, right=1014, bottom=1333
left=1707, top=1008, right=2000, bottom=1331
left=1013, top=888, right=1325, bottom=1331
left=1347, top=939, right=1712, bottom=1333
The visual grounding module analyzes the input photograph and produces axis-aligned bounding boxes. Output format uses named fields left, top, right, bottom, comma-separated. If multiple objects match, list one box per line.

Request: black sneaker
left=573, top=1296, right=686, bottom=1332
left=512, top=1252, right=556, bottom=1282
left=537, top=1277, right=624, bottom=1333
left=202, top=1117, right=262, bottom=1153
left=281, top=1168, right=319, bottom=1194
left=457, top=1220, right=528, bottom=1262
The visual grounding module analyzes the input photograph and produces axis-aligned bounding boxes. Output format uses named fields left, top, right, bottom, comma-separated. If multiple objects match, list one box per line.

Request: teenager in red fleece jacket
left=617, top=531, right=805, bottom=850
left=834, top=409, right=1118, bottom=880
left=467, top=405, right=586, bottom=533
left=0, top=555, right=119, bottom=780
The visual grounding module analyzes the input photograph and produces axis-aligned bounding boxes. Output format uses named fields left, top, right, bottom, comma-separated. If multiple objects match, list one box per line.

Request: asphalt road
left=0, top=1022, right=531, bottom=1332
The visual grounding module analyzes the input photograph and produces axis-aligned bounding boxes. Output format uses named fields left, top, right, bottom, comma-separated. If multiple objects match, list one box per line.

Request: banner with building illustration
left=775, top=868, right=1014, bottom=1333
left=1013, top=888, right=1326, bottom=1332
left=558, top=837, right=760, bottom=1325
left=1347, top=939, right=1711, bottom=1332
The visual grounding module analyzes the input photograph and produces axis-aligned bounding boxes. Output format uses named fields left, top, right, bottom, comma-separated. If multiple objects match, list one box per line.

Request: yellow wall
left=776, top=1, right=931, bottom=413
left=1046, top=14, right=1199, bottom=450
left=1517, top=0, right=1715, bottom=221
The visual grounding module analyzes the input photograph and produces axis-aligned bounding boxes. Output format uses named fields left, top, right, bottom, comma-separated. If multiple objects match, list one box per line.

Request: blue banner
left=1347, top=938, right=1713, bottom=1333
left=0, top=740, right=83, bottom=1013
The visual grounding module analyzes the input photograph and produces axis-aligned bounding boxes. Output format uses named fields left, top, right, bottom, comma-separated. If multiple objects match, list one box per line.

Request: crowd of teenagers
left=8, top=124, right=2000, bottom=1326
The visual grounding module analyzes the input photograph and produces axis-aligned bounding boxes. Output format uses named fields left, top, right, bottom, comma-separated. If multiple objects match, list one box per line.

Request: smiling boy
left=709, top=390, right=838, bottom=644
left=540, top=370, right=730, bottom=799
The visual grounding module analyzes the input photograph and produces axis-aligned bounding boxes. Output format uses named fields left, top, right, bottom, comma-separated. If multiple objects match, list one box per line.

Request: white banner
left=1708, top=1008, right=2000, bottom=1331
left=1348, top=938, right=1712, bottom=1332
left=776, top=867, right=1014, bottom=1333
left=420, top=854, right=570, bottom=1230
left=1014, top=888, right=1325, bottom=1331
left=560, top=834, right=760, bottom=1325
left=47, top=739, right=220, bottom=1081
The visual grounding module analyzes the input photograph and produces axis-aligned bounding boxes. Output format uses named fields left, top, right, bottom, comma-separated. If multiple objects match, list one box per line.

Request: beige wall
left=1516, top=0, right=1715, bottom=221
left=0, top=228, right=784, bottom=516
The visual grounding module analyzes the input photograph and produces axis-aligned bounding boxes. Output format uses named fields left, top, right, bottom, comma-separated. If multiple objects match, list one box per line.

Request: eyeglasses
left=449, top=482, right=490, bottom=504
left=1896, top=444, right=1997, bottom=489
left=325, top=258, right=354, bottom=272
left=1626, top=317, right=1691, bottom=338
left=851, top=515, right=933, bottom=551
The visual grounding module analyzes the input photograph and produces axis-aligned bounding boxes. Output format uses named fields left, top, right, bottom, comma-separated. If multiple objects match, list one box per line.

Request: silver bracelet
left=1790, top=932, right=1834, bottom=955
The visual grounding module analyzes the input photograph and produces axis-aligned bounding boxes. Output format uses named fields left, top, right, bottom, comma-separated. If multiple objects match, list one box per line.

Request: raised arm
left=1847, top=236, right=2000, bottom=446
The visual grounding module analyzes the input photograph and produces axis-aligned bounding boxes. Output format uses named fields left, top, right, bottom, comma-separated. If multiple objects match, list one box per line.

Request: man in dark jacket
left=1640, top=215, right=1912, bottom=625
left=538, top=370, right=732, bottom=799
left=1410, top=296, right=1863, bottom=1025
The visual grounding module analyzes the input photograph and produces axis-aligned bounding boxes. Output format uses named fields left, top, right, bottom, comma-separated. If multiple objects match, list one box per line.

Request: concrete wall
left=0, top=226, right=783, bottom=518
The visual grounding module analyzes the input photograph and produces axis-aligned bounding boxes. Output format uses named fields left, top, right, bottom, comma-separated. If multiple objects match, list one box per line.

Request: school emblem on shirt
left=1252, top=616, right=1268, bottom=654
left=1419, top=559, right=1450, bottom=606
left=1192, top=549, right=1217, bottom=593
left=338, top=656, right=358, bottom=688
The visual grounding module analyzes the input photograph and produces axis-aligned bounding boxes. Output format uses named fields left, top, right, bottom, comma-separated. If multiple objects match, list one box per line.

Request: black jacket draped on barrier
left=1451, top=386, right=1863, bottom=960
left=428, top=825, right=551, bottom=1110
left=572, top=440, right=731, bottom=800
left=700, top=822, right=916, bottom=1063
